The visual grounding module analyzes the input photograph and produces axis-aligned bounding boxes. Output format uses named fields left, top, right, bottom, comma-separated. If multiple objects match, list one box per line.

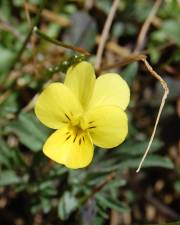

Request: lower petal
left=43, top=125, right=94, bottom=169
left=83, top=106, right=128, bottom=148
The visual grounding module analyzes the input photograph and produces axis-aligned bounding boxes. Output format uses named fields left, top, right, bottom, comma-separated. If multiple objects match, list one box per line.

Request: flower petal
left=87, top=73, right=130, bottom=110
left=64, top=61, right=96, bottom=108
left=83, top=106, right=128, bottom=148
left=43, top=125, right=94, bottom=169
left=35, top=83, right=83, bottom=129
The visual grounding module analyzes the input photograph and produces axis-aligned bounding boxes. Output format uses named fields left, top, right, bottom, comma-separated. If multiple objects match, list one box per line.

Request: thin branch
left=96, top=54, right=147, bottom=74
left=95, top=0, right=119, bottom=70
left=97, top=54, right=169, bottom=172
left=134, top=0, right=163, bottom=53
left=33, top=27, right=91, bottom=56
left=22, top=94, right=38, bottom=112
left=136, top=58, right=169, bottom=172
left=24, top=2, right=70, bottom=27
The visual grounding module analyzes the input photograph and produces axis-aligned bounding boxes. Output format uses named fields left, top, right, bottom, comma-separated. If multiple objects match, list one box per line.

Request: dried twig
left=136, top=57, right=169, bottom=172
left=95, top=0, right=119, bottom=70
left=98, top=54, right=169, bottom=172
left=97, top=0, right=168, bottom=169
left=97, top=54, right=146, bottom=73
left=24, top=2, right=70, bottom=27
left=134, top=0, right=163, bottom=53
left=22, top=94, right=38, bottom=112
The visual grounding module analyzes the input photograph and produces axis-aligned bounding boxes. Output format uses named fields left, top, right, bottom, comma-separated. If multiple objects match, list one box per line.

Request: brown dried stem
left=97, top=54, right=146, bottom=73
left=134, top=0, right=163, bottom=53
left=98, top=54, right=169, bottom=172
left=95, top=0, right=119, bottom=70
left=24, top=2, right=70, bottom=27
left=136, top=57, right=169, bottom=172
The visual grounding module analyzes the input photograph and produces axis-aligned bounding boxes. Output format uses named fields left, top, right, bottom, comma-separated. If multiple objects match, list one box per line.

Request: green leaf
left=105, top=179, right=127, bottom=189
left=100, top=155, right=174, bottom=172
left=84, top=171, right=111, bottom=186
left=0, top=46, right=14, bottom=72
left=117, top=138, right=163, bottom=156
left=91, top=216, right=105, bottom=225
left=0, top=93, right=18, bottom=118
left=155, top=77, right=180, bottom=103
left=121, top=62, right=138, bottom=85
left=48, top=165, right=67, bottom=178
left=0, top=138, right=12, bottom=168
left=39, top=181, right=57, bottom=197
left=96, top=194, right=129, bottom=213
left=148, top=46, right=161, bottom=64
left=112, top=22, right=124, bottom=39
left=162, top=20, right=180, bottom=46
left=174, top=180, right=180, bottom=193
left=95, top=0, right=112, bottom=14
left=96, top=205, right=109, bottom=219
left=5, top=112, right=50, bottom=152
left=0, top=170, right=21, bottom=186
left=151, top=20, right=180, bottom=46
left=0, top=0, right=11, bottom=20
left=120, top=155, right=174, bottom=170
left=0, top=138, right=23, bottom=169
left=58, top=192, right=78, bottom=220
left=40, top=197, right=52, bottom=213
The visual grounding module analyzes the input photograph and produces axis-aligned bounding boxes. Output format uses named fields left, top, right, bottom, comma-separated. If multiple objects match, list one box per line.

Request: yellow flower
left=35, top=61, right=130, bottom=169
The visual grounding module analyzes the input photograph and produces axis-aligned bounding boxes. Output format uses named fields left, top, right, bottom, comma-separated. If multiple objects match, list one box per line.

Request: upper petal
left=87, top=73, right=130, bottom=110
left=82, top=106, right=128, bottom=148
left=64, top=61, right=96, bottom=109
left=35, top=83, right=83, bottom=129
left=43, top=125, right=94, bottom=169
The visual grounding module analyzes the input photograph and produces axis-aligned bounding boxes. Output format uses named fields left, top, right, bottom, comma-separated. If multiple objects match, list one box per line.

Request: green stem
left=33, top=27, right=90, bottom=56
left=9, top=0, right=47, bottom=72
left=44, top=55, right=87, bottom=76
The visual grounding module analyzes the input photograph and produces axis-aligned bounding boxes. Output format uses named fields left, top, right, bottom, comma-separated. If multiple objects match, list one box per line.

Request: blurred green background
left=0, top=0, right=180, bottom=224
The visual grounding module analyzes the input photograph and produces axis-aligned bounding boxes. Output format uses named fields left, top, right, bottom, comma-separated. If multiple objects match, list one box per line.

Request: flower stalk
left=33, top=27, right=91, bottom=56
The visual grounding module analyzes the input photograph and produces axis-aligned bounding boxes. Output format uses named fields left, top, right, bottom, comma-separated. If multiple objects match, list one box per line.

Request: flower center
left=70, top=114, right=81, bottom=127
left=68, top=113, right=87, bottom=131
